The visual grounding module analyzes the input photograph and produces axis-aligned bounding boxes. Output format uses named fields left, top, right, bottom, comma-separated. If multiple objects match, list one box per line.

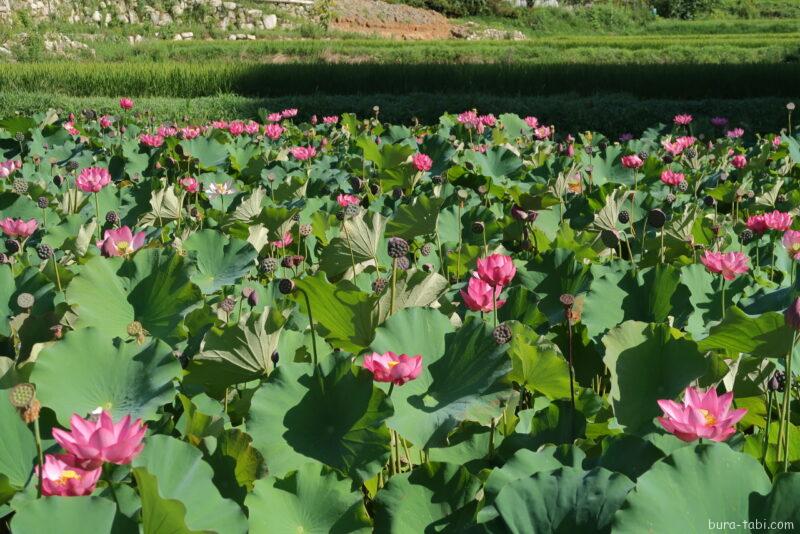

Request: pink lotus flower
left=673, top=114, right=693, bottom=126
left=764, top=210, right=792, bottom=231
left=323, top=115, right=339, bottom=124
left=119, top=98, right=134, bottom=111
left=773, top=136, right=783, bottom=148
left=265, top=124, right=284, bottom=140
left=97, top=226, right=146, bottom=257
left=363, top=351, right=422, bottom=386
left=534, top=126, right=552, bottom=140
left=473, top=144, right=488, bottom=154
left=267, top=112, right=283, bottom=123
left=726, top=128, right=744, bottom=139
left=710, top=116, right=729, bottom=127
left=0, top=160, right=20, bottom=178
left=157, top=126, right=178, bottom=138
left=676, top=136, right=696, bottom=149
left=244, top=120, right=260, bottom=135
left=99, top=115, right=113, bottom=129
left=782, top=230, right=800, bottom=260
left=139, top=134, right=164, bottom=148
left=480, top=114, right=496, bottom=127
left=477, top=253, right=516, bottom=286
left=412, top=153, right=433, bottom=172
left=76, top=167, right=111, bottom=193
left=657, top=387, right=747, bottom=442
left=621, top=155, right=644, bottom=169
left=747, top=214, right=768, bottom=234
left=37, top=454, right=102, bottom=497
left=311, top=115, right=318, bottom=125
left=700, top=250, right=749, bottom=280
left=211, top=120, right=229, bottom=130
left=64, top=121, right=79, bottom=136
left=180, top=126, right=201, bottom=140
left=228, top=121, right=245, bottom=136
left=281, top=108, right=298, bottom=119
left=731, top=154, right=747, bottom=169
left=53, top=411, right=146, bottom=469
left=291, top=146, right=317, bottom=161
left=458, top=110, right=479, bottom=128
left=0, top=217, right=37, bottom=238
left=524, top=116, right=539, bottom=128
left=461, top=275, right=505, bottom=312
left=660, top=170, right=685, bottom=186
left=337, top=194, right=360, bottom=207
left=272, top=231, right=293, bottom=249
left=662, top=140, right=684, bottom=156
left=179, top=177, right=200, bottom=193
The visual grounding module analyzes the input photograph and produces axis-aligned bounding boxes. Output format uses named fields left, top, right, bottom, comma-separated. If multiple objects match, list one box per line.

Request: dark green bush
left=653, top=0, right=719, bottom=19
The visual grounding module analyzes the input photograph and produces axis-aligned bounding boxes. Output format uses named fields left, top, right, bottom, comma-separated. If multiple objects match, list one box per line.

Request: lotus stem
left=721, top=278, right=726, bottom=319
left=52, top=255, right=62, bottom=293
left=94, top=193, right=101, bottom=241
left=342, top=220, right=358, bottom=279
left=488, top=417, right=496, bottom=457
left=566, top=314, right=576, bottom=442
left=390, top=258, right=397, bottom=316
left=401, top=437, right=413, bottom=471
left=762, top=388, right=774, bottom=467
left=780, top=333, right=797, bottom=472
left=298, top=287, right=319, bottom=371
left=33, top=418, right=43, bottom=498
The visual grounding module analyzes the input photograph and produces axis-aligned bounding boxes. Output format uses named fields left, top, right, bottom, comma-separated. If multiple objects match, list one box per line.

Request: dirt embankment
left=330, top=0, right=451, bottom=40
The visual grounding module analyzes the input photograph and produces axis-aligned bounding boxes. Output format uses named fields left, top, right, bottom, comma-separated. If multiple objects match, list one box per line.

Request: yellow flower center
left=387, top=361, right=399, bottom=368
left=56, top=470, right=80, bottom=485
left=698, top=409, right=716, bottom=426
left=115, top=240, right=130, bottom=253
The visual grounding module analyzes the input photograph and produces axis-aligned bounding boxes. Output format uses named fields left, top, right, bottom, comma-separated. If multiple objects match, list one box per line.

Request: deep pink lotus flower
left=37, top=454, right=102, bottom=497
left=281, top=108, right=298, bottom=119
left=139, top=134, right=164, bottom=148
left=710, top=116, right=729, bottom=127
left=64, top=121, right=79, bottom=136
left=747, top=214, right=768, bottom=234
left=244, top=120, right=260, bottom=135
left=461, top=275, right=505, bottom=312
left=272, top=231, right=293, bottom=249
left=97, top=226, right=146, bottom=257
left=76, top=167, right=111, bottom=193
left=228, top=121, right=245, bottom=136
left=773, top=136, right=783, bottom=148
left=657, top=387, right=747, bottom=442
left=480, top=114, right=496, bottom=127
left=53, top=411, right=146, bottom=469
left=673, top=114, right=693, bottom=126
left=621, top=155, right=644, bottom=169
left=764, top=210, right=792, bottom=231
left=337, top=194, right=360, bottom=207
left=119, top=98, right=134, bottom=111
left=157, top=126, right=177, bottom=138
left=731, top=154, right=747, bottom=169
left=700, top=250, right=749, bottom=280
left=660, top=170, right=685, bottom=186
left=477, top=254, right=516, bottom=287
left=323, top=115, right=339, bottom=124
left=524, top=116, right=539, bottom=128
left=265, top=123, right=284, bottom=140
left=179, top=177, right=200, bottom=193
left=363, top=351, right=422, bottom=386
left=726, top=128, right=744, bottom=139
left=782, top=230, right=800, bottom=260
left=412, top=153, right=432, bottom=172
left=0, top=217, right=37, bottom=238
left=99, top=115, right=113, bottom=129
left=458, top=110, right=479, bottom=128
left=291, top=146, right=317, bottom=161
left=180, top=126, right=201, bottom=140
left=267, top=112, right=283, bottom=123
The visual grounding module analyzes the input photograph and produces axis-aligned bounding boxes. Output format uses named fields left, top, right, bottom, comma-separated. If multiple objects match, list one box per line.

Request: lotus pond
left=0, top=105, right=799, bottom=532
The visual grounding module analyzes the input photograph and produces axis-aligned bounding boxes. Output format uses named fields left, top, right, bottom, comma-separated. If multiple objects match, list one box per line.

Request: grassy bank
left=1, top=91, right=792, bottom=136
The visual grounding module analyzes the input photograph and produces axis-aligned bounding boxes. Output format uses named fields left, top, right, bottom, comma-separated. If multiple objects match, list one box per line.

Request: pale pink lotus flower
left=180, top=126, right=202, bottom=140
left=726, top=128, right=744, bottom=139
left=764, top=210, right=792, bottom=231
left=139, top=134, right=164, bottom=148
left=480, top=114, right=497, bottom=127
left=264, top=124, right=284, bottom=140
left=76, top=167, right=111, bottom=193
left=157, top=126, right=178, bottom=138
left=731, top=154, right=747, bottom=169
left=52, top=411, right=146, bottom=469
left=0, top=159, right=20, bottom=178
left=204, top=180, right=236, bottom=199
left=747, top=214, right=768, bottom=234
left=657, top=387, right=747, bottom=442
left=412, top=153, right=433, bottom=172
left=473, top=144, right=488, bottom=153
left=524, top=116, right=539, bottom=128
left=64, top=121, right=79, bottom=136
left=534, top=126, right=552, bottom=140
left=710, top=116, right=729, bottom=127
left=619, top=133, right=634, bottom=142
left=99, top=115, right=113, bottom=129
left=673, top=114, right=693, bottom=126
left=272, top=231, right=293, bottom=249
left=621, top=154, right=644, bottom=169
left=228, top=121, right=246, bottom=136
left=461, top=275, right=505, bottom=312
left=119, top=98, right=134, bottom=111
left=291, top=146, right=317, bottom=161
left=477, top=253, right=516, bottom=287
left=782, top=230, right=800, bottom=260
left=662, top=140, right=684, bottom=156
left=363, top=351, right=422, bottom=386
left=97, top=226, right=146, bottom=257
left=37, top=454, right=102, bottom=497
left=0, top=217, right=37, bottom=238
left=700, top=250, right=749, bottom=280
left=281, top=108, right=298, bottom=119
left=179, top=177, right=200, bottom=193
left=676, top=136, right=696, bottom=148
left=267, top=112, right=283, bottom=123
left=337, top=194, right=360, bottom=207
left=457, top=110, right=479, bottom=128
left=244, top=120, right=260, bottom=135
left=310, top=115, right=318, bottom=125
left=660, top=170, right=685, bottom=186
left=210, top=120, right=228, bottom=130
left=323, top=115, right=339, bottom=124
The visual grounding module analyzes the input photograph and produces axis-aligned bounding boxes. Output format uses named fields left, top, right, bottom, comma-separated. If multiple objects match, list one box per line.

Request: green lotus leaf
left=697, top=306, right=793, bottom=358
left=10, top=497, right=117, bottom=534
left=184, top=229, right=257, bottom=294
left=0, top=394, right=37, bottom=503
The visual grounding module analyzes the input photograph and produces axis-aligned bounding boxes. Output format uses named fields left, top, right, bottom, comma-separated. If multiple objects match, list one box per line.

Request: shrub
left=653, top=0, right=719, bottom=19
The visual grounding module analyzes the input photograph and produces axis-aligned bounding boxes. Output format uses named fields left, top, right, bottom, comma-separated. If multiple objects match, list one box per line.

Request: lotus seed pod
left=127, top=321, right=146, bottom=337
left=299, top=224, right=312, bottom=237
left=8, top=383, right=36, bottom=408
left=559, top=293, right=575, bottom=308
left=259, top=257, right=278, bottom=274
left=278, top=278, right=295, bottom=295
left=12, top=178, right=28, bottom=195
left=492, top=324, right=512, bottom=345
left=37, top=196, right=48, bottom=209
left=16, top=292, right=34, bottom=309
left=219, top=296, right=236, bottom=313
left=387, top=237, right=409, bottom=259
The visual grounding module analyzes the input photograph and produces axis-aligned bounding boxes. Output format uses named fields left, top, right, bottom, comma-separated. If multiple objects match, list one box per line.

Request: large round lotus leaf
left=66, top=248, right=201, bottom=343
left=494, top=467, right=634, bottom=534
left=373, top=462, right=481, bottom=533
left=246, top=462, right=372, bottom=534
left=370, top=308, right=512, bottom=448
left=613, top=443, right=772, bottom=533
left=10, top=496, right=117, bottom=534
left=247, top=355, right=392, bottom=482
left=601, top=321, right=706, bottom=432
left=753, top=473, right=800, bottom=526
left=132, top=435, right=247, bottom=534
left=30, top=328, right=180, bottom=424
left=183, top=229, right=257, bottom=294
left=0, top=395, right=37, bottom=502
